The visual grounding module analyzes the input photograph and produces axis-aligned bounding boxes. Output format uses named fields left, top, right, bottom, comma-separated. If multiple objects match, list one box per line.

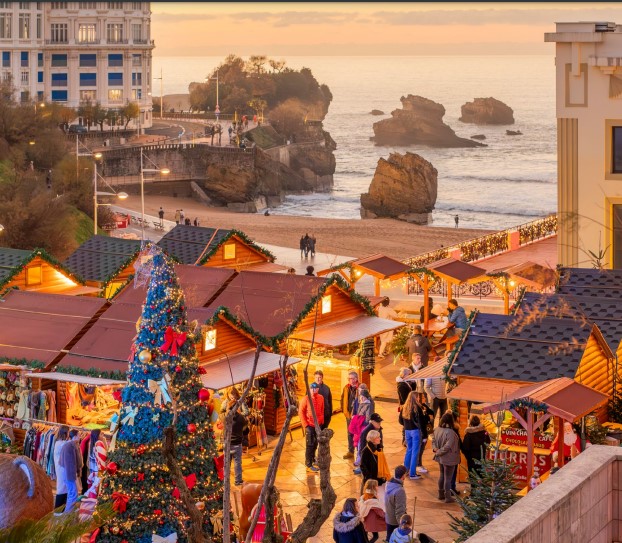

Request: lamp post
left=206, top=70, right=219, bottom=120
left=154, top=68, right=163, bottom=119
left=139, top=147, right=169, bottom=241
left=92, top=152, right=128, bottom=235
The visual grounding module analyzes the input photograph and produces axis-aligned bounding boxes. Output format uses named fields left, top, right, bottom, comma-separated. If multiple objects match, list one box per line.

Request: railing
left=518, top=214, right=557, bottom=245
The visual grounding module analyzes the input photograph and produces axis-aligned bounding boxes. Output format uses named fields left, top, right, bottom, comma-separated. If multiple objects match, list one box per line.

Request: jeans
left=418, top=438, right=427, bottom=466
left=404, top=429, right=421, bottom=477
left=432, top=397, right=448, bottom=422
left=231, top=444, right=243, bottom=484
left=64, top=479, right=78, bottom=513
left=345, top=418, right=354, bottom=453
left=305, top=426, right=318, bottom=467
left=386, top=524, right=398, bottom=541
left=438, top=464, right=457, bottom=497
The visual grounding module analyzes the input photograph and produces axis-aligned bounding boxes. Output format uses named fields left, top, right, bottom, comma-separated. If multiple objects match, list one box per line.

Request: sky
left=150, top=2, right=622, bottom=56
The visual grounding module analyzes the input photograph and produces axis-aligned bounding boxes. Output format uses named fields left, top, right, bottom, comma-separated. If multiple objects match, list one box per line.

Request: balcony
left=77, top=39, right=100, bottom=45
left=45, top=39, right=68, bottom=45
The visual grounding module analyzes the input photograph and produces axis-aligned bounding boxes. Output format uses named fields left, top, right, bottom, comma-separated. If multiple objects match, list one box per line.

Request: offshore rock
left=372, top=95, right=485, bottom=148
left=370, top=109, right=385, bottom=115
left=459, top=97, right=515, bottom=125
left=360, top=152, right=438, bottom=224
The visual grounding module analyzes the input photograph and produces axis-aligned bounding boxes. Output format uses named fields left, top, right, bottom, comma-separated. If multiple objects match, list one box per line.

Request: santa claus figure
left=551, top=421, right=583, bottom=466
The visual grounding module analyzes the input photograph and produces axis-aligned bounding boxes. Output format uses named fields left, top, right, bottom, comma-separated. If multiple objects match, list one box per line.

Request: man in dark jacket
left=314, top=369, right=332, bottom=429
left=230, top=405, right=248, bottom=486
left=405, top=325, right=432, bottom=367
left=385, top=465, right=408, bottom=541
left=341, top=371, right=359, bottom=459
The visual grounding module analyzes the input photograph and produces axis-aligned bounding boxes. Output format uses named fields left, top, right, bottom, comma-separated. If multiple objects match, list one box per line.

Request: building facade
left=546, top=22, right=622, bottom=269
left=0, top=1, right=153, bottom=128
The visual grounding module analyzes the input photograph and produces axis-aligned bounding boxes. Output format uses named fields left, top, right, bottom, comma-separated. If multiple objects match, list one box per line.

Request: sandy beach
left=124, top=195, right=491, bottom=260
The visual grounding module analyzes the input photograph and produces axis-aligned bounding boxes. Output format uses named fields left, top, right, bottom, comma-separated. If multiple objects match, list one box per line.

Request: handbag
left=375, top=449, right=391, bottom=481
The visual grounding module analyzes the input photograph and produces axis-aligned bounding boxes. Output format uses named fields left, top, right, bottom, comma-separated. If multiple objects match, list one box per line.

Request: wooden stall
left=0, top=247, right=97, bottom=296
left=64, top=235, right=142, bottom=298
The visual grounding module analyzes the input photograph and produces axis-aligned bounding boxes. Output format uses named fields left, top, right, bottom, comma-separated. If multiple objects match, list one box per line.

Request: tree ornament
left=196, top=501, right=205, bottom=511
left=197, top=366, right=207, bottom=375
left=198, top=388, right=210, bottom=402
left=151, top=466, right=157, bottom=472
left=111, top=526, right=120, bottom=535
left=107, top=462, right=118, bottom=475
left=187, top=423, right=197, bottom=434
left=175, top=365, right=182, bottom=373
left=138, top=350, right=152, bottom=363
left=136, top=444, right=147, bottom=455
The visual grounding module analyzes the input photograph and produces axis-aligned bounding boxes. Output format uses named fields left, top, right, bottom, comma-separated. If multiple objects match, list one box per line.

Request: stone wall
left=466, top=445, right=622, bottom=543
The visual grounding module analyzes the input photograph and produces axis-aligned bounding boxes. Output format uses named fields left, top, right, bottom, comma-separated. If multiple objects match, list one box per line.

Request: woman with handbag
left=360, top=431, right=388, bottom=491
left=432, top=411, right=461, bottom=503
left=399, top=391, right=424, bottom=480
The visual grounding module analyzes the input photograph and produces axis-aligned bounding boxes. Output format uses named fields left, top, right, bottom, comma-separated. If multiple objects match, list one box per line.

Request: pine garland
left=54, top=364, right=127, bottom=382
left=508, top=398, right=548, bottom=414
left=98, top=248, right=143, bottom=298
left=0, top=357, right=45, bottom=370
left=197, top=229, right=276, bottom=265
left=442, top=309, right=478, bottom=386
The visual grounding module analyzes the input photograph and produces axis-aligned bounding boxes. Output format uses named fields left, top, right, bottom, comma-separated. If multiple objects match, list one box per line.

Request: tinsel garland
left=197, top=229, right=276, bottom=265
left=0, top=248, right=85, bottom=290
left=508, top=398, right=548, bottom=414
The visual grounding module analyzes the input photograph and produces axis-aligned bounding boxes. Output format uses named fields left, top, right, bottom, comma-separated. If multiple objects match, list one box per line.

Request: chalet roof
left=491, top=261, right=557, bottom=290
left=426, top=257, right=487, bottom=283
left=452, top=312, right=593, bottom=382
left=320, top=254, right=410, bottom=280
left=559, top=267, right=622, bottom=290
left=64, top=235, right=141, bottom=283
left=157, top=225, right=274, bottom=266
left=447, top=379, right=525, bottom=403
left=290, top=315, right=404, bottom=346
left=0, top=247, right=84, bottom=287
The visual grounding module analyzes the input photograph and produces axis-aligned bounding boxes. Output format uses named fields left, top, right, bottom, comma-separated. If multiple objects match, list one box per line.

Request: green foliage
left=449, top=442, right=519, bottom=542
left=55, top=364, right=126, bottom=382
left=196, top=229, right=276, bottom=265
left=585, top=414, right=607, bottom=444
left=0, top=357, right=45, bottom=370
left=390, top=326, right=412, bottom=363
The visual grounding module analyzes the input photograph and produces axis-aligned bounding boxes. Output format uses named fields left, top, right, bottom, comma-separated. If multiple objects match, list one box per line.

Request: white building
left=546, top=22, right=622, bottom=269
left=0, top=1, right=153, bottom=128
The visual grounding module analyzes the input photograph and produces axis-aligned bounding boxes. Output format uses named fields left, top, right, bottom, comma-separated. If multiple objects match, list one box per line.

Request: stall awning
left=447, top=379, right=525, bottom=403
left=405, top=357, right=449, bottom=381
left=26, top=371, right=125, bottom=386
left=290, top=315, right=404, bottom=346
left=243, top=262, right=289, bottom=273
left=200, top=350, right=299, bottom=391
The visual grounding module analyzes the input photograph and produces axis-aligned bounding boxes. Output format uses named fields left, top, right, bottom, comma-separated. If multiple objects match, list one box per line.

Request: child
left=357, top=479, right=386, bottom=543
left=389, top=514, right=418, bottom=543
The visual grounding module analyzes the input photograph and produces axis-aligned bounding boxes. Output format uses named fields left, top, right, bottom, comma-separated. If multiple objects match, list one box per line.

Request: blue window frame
left=79, top=54, right=96, bottom=67
left=37, top=71, right=43, bottom=83
left=51, top=73, right=67, bottom=87
left=37, top=91, right=44, bottom=101
left=20, top=51, right=28, bottom=67
left=108, top=72, right=123, bottom=86
left=51, top=54, right=67, bottom=67
left=131, top=72, right=141, bottom=86
left=2, top=52, right=9, bottom=68
left=37, top=53, right=43, bottom=67
left=108, top=53, right=122, bottom=67
left=80, top=73, right=96, bottom=86
left=51, top=90, right=67, bottom=102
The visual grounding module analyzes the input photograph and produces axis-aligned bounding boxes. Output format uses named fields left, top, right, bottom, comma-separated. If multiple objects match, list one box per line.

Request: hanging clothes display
left=0, top=368, right=28, bottom=420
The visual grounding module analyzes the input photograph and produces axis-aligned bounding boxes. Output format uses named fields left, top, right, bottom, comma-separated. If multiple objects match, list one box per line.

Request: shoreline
left=123, top=194, right=492, bottom=260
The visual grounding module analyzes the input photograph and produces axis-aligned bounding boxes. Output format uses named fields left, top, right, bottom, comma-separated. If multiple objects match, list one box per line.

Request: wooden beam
left=374, top=277, right=380, bottom=297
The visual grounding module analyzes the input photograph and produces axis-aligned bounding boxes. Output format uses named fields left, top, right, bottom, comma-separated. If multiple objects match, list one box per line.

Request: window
left=50, top=2, right=66, bottom=8
left=37, top=70, right=42, bottom=83
left=50, top=53, right=66, bottom=67
left=19, top=2, right=29, bottom=9
left=132, top=53, right=141, bottom=66
left=106, top=23, right=122, bottom=42
left=80, top=89, right=95, bottom=101
left=0, top=14, right=10, bottom=39
left=20, top=51, right=27, bottom=66
left=80, top=72, right=96, bottom=86
left=223, top=243, right=236, bottom=260
left=1, top=52, right=9, bottom=67
left=131, top=2, right=141, bottom=9
left=80, top=53, right=96, bottom=67
left=1, top=72, right=11, bottom=82
left=37, top=52, right=42, bottom=66
left=203, top=328, right=216, bottom=351
left=36, top=90, right=43, bottom=101
left=131, top=23, right=141, bottom=41
left=18, top=13, right=29, bottom=38
left=108, top=72, right=122, bottom=85
left=321, top=295, right=332, bottom=314
left=131, top=72, right=141, bottom=86
left=51, top=72, right=67, bottom=87
left=108, top=88, right=122, bottom=101
left=108, top=53, right=122, bottom=67
left=78, top=23, right=96, bottom=43
left=615, top=205, right=622, bottom=269
left=51, top=89, right=67, bottom=101
left=50, top=23, right=67, bottom=43
left=131, top=88, right=141, bottom=100
left=20, top=70, right=27, bottom=84
left=26, top=265, right=42, bottom=286
left=79, top=2, right=97, bottom=8
left=20, top=90, right=28, bottom=102
left=0, top=3, right=11, bottom=8
left=36, top=14, right=40, bottom=38
left=104, top=281, right=124, bottom=299
left=613, top=127, right=622, bottom=174
left=107, top=2, right=122, bottom=8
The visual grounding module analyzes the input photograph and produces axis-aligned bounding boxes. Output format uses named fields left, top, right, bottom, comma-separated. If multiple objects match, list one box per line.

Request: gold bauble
left=138, top=350, right=152, bottom=363
left=150, top=466, right=157, bottom=472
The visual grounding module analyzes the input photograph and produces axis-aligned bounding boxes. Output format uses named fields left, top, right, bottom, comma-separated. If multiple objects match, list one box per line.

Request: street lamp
left=154, top=68, right=163, bottom=120
left=206, top=70, right=219, bottom=119
left=139, top=147, right=169, bottom=240
left=93, top=152, right=128, bottom=235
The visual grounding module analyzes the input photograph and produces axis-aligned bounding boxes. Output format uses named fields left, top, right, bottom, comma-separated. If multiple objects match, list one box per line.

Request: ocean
left=152, top=55, right=557, bottom=230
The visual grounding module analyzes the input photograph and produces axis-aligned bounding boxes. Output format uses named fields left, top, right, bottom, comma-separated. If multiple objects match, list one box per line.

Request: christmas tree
left=449, top=446, right=519, bottom=542
left=96, top=246, right=223, bottom=543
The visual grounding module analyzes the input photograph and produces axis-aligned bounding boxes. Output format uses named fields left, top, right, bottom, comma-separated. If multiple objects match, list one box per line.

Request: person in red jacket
left=300, top=382, right=325, bottom=472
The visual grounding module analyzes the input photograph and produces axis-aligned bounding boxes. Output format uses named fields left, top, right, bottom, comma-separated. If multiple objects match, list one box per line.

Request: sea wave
left=443, top=174, right=555, bottom=184
left=434, top=202, right=554, bottom=217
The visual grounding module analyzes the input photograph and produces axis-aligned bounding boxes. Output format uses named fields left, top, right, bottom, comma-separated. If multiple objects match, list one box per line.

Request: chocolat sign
left=500, top=427, right=554, bottom=448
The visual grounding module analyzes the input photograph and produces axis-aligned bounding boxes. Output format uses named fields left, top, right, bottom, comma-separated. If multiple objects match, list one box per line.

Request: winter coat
left=419, top=403, right=434, bottom=440
left=299, top=393, right=325, bottom=428
left=398, top=405, right=423, bottom=432
left=405, top=333, right=432, bottom=367
left=384, top=478, right=407, bottom=526
left=424, top=377, right=447, bottom=400
left=230, top=411, right=248, bottom=446
left=360, top=422, right=383, bottom=452
left=360, top=442, right=380, bottom=484
left=389, top=526, right=416, bottom=543
left=59, top=439, right=83, bottom=482
left=348, top=415, right=367, bottom=447
left=448, top=306, right=467, bottom=330
left=432, top=426, right=461, bottom=466
left=461, top=424, right=490, bottom=471
left=357, top=496, right=386, bottom=532
left=341, top=384, right=358, bottom=419
left=332, top=513, right=369, bottom=543
left=355, top=396, right=373, bottom=424
left=53, top=440, right=69, bottom=495
left=396, top=378, right=412, bottom=406
left=317, top=382, right=333, bottom=427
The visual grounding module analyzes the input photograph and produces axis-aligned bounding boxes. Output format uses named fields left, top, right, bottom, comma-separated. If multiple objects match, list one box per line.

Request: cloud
left=226, top=11, right=358, bottom=27
left=152, top=12, right=219, bottom=23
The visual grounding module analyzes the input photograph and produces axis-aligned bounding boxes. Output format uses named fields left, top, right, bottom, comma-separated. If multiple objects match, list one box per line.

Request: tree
left=268, top=98, right=307, bottom=137
left=96, top=247, right=223, bottom=543
left=247, top=98, right=267, bottom=120
left=268, top=59, right=286, bottom=73
left=121, top=102, right=140, bottom=129
left=246, top=55, right=268, bottom=75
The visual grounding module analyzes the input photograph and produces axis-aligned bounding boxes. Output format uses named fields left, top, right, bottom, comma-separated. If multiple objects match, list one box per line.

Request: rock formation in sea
left=370, top=109, right=385, bottom=115
left=459, top=97, right=515, bottom=125
left=360, top=152, right=438, bottom=224
left=372, top=95, right=485, bottom=148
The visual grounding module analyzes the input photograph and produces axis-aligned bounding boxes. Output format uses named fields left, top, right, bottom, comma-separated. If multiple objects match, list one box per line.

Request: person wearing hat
left=354, top=413, right=384, bottom=475
left=299, top=382, right=325, bottom=472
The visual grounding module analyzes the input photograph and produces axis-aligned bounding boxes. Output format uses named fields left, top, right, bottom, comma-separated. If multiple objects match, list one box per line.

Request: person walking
left=179, top=209, right=185, bottom=223
left=358, top=479, right=386, bottom=543
left=174, top=209, right=181, bottom=225
left=52, top=425, right=70, bottom=509
left=314, top=370, right=332, bottom=429
left=384, top=465, right=408, bottom=541
left=454, top=215, right=459, bottom=228
left=300, top=382, right=324, bottom=472
left=409, top=353, right=426, bottom=405
left=332, top=497, right=369, bottom=543
left=400, top=390, right=424, bottom=480
left=377, top=299, right=398, bottom=358
left=432, top=411, right=461, bottom=503
left=341, top=371, right=359, bottom=460
left=351, top=387, right=373, bottom=468
left=303, top=233, right=310, bottom=257
left=425, top=375, right=448, bottom=423
left=229, top=397, right=248, bottom=486
left=309, top=234, right=317, bottom=257
left=396, top=367, right=412, bottom=446
left=59, top=429, right=83, bottom=512
left=158, top=206, right=164, bottom=226
left=300, top=236, right=306, bottom=258
left=461, top=414, right=490, bottom=478
left=405, top=325, right=432, bottom=367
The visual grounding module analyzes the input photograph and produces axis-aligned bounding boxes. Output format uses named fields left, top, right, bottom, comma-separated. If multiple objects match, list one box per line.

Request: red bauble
left=154, top=509, right=162, bottom=516
left=175, top=365, right=182, bottom=373
left=187, top=423, right=197, bottom=434
left=198, top=388, right=210, bottom=402
left=197, top=366, right=207, bottom=375
left=107, top=462, right=118, bottom=475
left=136, top=445, right=147, bottom=455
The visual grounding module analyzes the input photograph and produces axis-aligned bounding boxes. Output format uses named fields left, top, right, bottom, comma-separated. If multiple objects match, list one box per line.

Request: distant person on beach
left=287, top=267, right=296, bottom=275
left=158, top=207, right=164, bottom=226
left=306, top=266, right=315, bottom=276
left=180, top=209, right=185, bottom=223
left=454, top=215, right=459, bottom=228
left=185, top=218, right=191, bottom=226
left=193, top=217, right=200, bottom=226
left=174, top=209, right=181, bottom=225
left=300, top=236, right=306, bottom=258
left=303, top=233, right=311, bottom=258
left=309, top=234, right=317, bottom=257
